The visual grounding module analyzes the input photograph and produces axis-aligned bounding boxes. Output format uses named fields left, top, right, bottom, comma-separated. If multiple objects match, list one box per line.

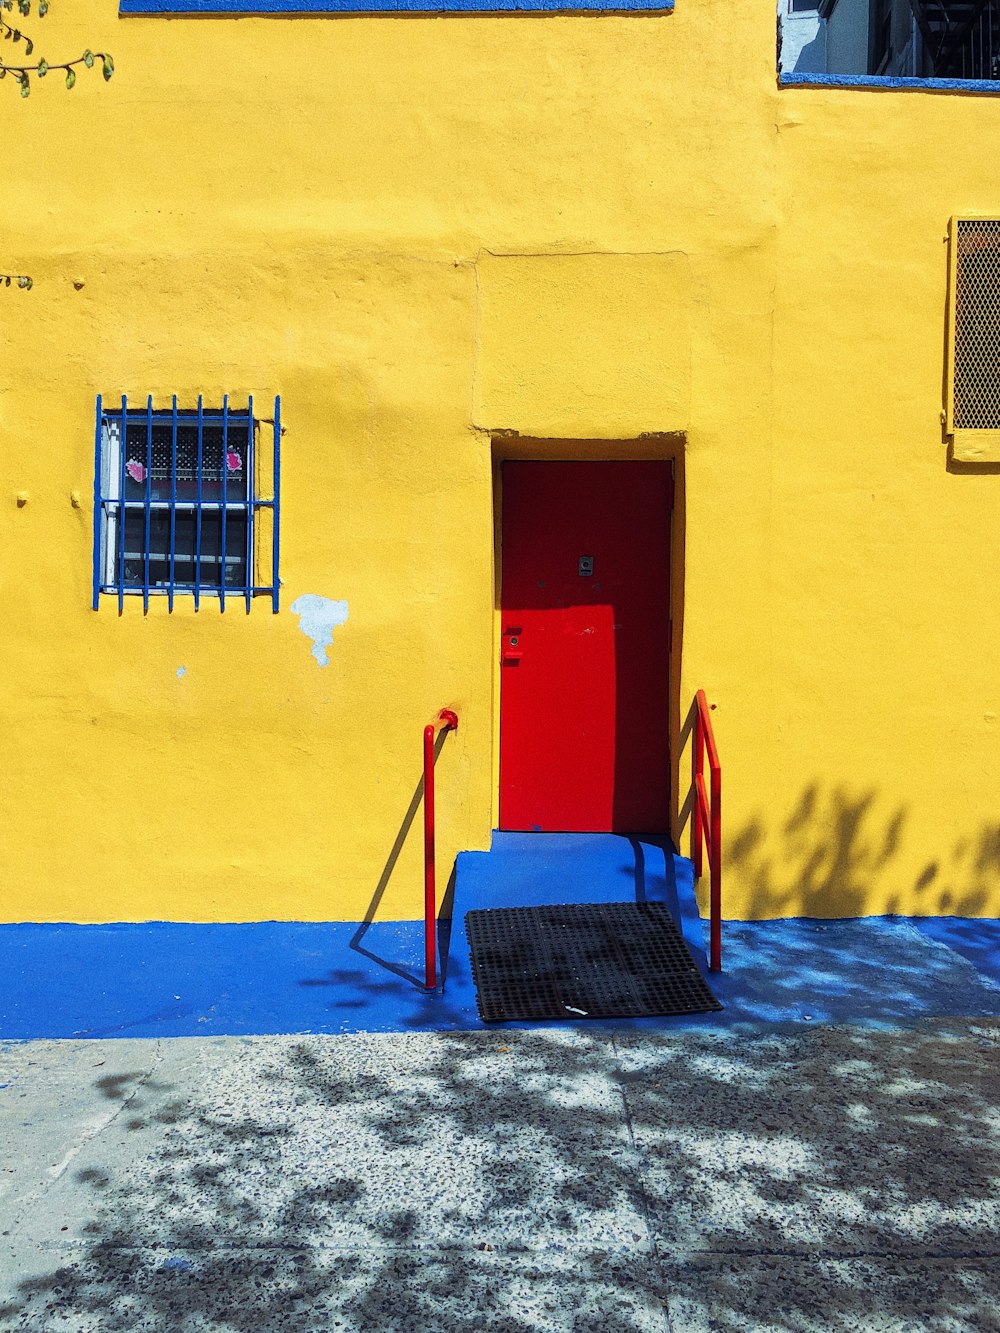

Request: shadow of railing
left=436, top=864, right=458, bottom=987
left=348, top=725, right=453, bottom=989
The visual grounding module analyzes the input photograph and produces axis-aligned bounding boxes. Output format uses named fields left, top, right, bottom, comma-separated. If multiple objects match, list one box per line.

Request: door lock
left=502, top=631, right=523, bottom=665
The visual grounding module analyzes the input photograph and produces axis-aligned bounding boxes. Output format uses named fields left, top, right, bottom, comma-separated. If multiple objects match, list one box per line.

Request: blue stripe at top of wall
left=781, top=71, right=1000, bottom=95
left=120, top=0, right=672, bottom=12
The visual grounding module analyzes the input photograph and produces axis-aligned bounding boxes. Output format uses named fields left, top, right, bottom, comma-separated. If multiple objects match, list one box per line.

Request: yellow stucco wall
left=3, top=0, right=999, bottom=922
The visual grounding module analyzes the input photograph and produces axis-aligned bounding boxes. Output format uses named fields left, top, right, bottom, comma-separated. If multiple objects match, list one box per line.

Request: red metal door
left=499, top=460, right=673, bottom=833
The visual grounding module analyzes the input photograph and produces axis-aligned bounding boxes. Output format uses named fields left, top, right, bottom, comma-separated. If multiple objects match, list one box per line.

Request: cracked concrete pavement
left=1, top=1022, right=999, bottom=1331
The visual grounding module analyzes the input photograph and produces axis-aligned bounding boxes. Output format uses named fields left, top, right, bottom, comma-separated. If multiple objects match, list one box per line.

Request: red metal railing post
left=693, top=702, right=704, bottom=878
left=424, top=709, right=458, bottom=992
left=710, top=762, right=722, bottom=974
left=693, top=689, right=722, bottom=973
left=423, top=723, right=437, bottom=991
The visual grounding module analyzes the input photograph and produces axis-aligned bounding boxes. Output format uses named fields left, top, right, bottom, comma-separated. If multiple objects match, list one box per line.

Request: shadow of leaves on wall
left=727, top=784, right=907, bottom=920
left=724, top=782, right=999, bottom=921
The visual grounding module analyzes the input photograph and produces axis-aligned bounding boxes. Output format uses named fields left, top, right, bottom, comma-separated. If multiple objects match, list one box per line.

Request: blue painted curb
left=2, top=912, right=998, bottom=1041
left=1, top=833, right=998, bottom=1040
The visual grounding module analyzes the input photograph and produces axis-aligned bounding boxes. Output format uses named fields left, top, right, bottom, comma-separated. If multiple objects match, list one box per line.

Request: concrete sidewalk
left=1, top=1022, right=999, bottom=1331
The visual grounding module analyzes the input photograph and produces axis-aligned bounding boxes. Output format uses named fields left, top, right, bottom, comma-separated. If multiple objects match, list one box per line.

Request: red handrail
left=424, top=708, right=459, bottom=991
left=692, top=690, right=722, bottom=972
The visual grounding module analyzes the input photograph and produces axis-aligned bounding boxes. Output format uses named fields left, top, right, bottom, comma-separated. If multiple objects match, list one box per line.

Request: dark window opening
left=780, top=1, right=1000, bottom=83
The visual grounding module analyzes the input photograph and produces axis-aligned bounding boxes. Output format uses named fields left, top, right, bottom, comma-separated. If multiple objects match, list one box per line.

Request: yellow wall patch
left=3, top=0, right=1000, bottom=923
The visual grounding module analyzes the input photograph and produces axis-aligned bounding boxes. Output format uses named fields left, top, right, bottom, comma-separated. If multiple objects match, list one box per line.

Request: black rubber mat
left=465, top=901, right=721, bottom=1023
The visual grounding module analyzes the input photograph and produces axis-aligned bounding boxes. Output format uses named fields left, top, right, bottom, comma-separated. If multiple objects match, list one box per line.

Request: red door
left=499, top=460, right=673, bottom=833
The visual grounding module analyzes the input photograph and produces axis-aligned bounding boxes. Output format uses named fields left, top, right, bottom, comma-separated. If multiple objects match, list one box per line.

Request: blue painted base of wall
left=2, top=833, right=999, bottom=1040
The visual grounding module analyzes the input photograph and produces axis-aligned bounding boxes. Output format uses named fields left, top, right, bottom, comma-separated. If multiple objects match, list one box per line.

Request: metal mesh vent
left=953, top=220, right=1000, bottom=430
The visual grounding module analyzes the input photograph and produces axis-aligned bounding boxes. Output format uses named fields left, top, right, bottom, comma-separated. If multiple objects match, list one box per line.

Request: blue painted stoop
left=454, top=831, right=706, bottom=966
left=452, top=833, right=1000, bottom=1032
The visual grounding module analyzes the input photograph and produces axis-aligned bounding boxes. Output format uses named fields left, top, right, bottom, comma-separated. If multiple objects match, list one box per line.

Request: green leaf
left=17, top=276, right=32, bottom=290
left=38, top=0, right=47, bottom=13
left=102, top=54, right=113, bottom=81
left=82, top=49, right=93, bottom=68
left=36, top=56, right=46, bottom=75
left=19, top=72, right=28, bottom=95
left=65, top=65, right=74, bottom=88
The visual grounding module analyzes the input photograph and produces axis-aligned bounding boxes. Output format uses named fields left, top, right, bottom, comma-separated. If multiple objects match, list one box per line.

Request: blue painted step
left=454, top=832, right=707, bottom=970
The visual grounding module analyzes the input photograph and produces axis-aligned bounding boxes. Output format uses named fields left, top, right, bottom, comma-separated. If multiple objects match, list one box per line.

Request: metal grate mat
left=465, top=901, right=721, bottom=1023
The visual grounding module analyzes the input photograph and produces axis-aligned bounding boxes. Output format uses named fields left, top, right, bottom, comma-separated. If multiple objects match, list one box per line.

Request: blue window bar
left=92, top=394, right=281, bottom=612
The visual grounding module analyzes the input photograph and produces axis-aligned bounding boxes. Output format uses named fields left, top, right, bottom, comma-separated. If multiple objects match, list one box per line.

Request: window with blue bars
left=92, top=395, right=281, bottom=612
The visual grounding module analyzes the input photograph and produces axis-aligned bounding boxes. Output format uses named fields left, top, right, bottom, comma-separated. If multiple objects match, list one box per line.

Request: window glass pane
left=123, top=418, right=250, bottom=504
left=120, top=508, right=248, bottom=591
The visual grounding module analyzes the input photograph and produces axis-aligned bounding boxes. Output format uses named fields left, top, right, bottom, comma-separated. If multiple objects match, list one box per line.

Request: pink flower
left=227, top=450, right=242, bottom=472
left=126, top=459, right=147, bottom=484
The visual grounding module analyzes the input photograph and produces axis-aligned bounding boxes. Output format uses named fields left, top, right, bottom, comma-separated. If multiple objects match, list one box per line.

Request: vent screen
left=953, top=219, right=1000, bottom=431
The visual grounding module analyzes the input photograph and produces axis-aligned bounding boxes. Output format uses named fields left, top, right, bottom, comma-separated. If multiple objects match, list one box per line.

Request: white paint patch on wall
left=290, top=594, right=350, bottom=667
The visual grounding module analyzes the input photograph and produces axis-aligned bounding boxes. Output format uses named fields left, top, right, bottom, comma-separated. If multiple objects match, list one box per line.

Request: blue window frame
left=92, top=394, right=281, bottom=613
left=120, top=0, right=673, bottom=14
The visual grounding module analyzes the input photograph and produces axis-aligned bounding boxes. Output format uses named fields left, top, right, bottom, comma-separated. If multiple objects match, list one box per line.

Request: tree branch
left=1, top=0, right=114, bottom=97
left=2, top=1, right=114, bottom=289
